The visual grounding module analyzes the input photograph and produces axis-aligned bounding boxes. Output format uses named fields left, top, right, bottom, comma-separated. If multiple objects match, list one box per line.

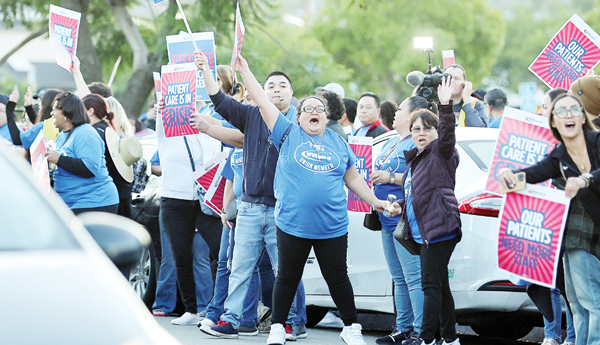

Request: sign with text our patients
left=529, top=14, right=600, bottom=89
left=498, top=184, right=570, bottom=288
left=49, top=5, right=81, bottom=72
left=160, top=63, right=197, bottom=138
left=347, top=136, right=373, bottom=213
left=485, top=107, right=558, bottom=195
left=166, top=32, right=217, bottom=101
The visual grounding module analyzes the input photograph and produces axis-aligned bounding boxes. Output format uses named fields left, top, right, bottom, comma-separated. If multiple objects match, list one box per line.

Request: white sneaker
left=267, top=323, right=286, bottom=345
left=442, top=338, right=460, bottom=345
left=340, top=323, right=367, bottom=345
left=541, top=339, right=560, bottom=345
left=199, top=318, right=216, bottom=328
left=171, top=312, right=202, bottom=325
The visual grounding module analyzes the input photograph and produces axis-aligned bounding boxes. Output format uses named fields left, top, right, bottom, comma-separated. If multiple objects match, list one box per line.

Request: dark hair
left=409, top=109, right=439, bottom=130
left=297, top=95, right=329, bottom=118
left=53, top=92, right=89, bottom=127
left=217, top=65, right=241, bottom=97
left=320, top=91, right=345, bottom=121
left=83, top=94, right=114, bottom=122
left=358, top=92, right=380, bottom=108
left=549, top=94, right=596, bottom=142
left=547, top=88, right=568, bottom=102
left=444, top=64, right=466, bottom=80
left=36, top=89, right=62, bottom=123
left=343, top=98, right=357, bottom=123
left=406, top=96, right=438, bottom=115
left=380, top=101, right=397, bottom=129
left=88, top=82, right=113, bottom=98
left=264, top=71, right=292, bottom=88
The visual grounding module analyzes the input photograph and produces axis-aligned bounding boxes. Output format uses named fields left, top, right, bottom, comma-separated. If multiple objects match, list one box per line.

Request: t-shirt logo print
left=294, top=142, right=341, bottom=173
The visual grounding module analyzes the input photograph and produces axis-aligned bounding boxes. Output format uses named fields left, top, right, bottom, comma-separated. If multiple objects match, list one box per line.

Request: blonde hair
left=217, top=65, right=241, bottom=97
left=105, top=96, right=134, bottom=137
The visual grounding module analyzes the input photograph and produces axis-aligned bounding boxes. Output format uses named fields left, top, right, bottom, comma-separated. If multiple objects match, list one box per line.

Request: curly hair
left=319, top=91, right=345, bottom=121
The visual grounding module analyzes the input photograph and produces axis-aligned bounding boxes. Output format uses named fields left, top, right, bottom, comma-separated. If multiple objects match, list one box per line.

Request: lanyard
left=377, top=135, right=410, bottom=170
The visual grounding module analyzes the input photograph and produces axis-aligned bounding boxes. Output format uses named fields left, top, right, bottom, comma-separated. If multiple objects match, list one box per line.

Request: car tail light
left=458, top=194, right=503, bottom=217
left=478, top=280, right=526, bottom=292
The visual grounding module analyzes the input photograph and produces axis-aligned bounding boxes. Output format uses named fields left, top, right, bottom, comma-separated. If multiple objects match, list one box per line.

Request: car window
left=457, top=140, right=495, bottom=171
left=0, top=156, right=80, bottom=251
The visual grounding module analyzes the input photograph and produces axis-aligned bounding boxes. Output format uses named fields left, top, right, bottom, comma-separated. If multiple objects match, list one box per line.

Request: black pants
left=419, top=236, right=459, bottom=343
left=272, top=228, right=357, bottom=326
left=72, top=203, right=119, bottom=215
left=160, top=197, right=222, bottom=313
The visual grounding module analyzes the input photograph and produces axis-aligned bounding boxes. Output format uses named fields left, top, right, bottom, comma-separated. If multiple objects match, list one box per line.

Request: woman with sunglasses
left=45, top=92, right=118, bottom=214
left=207, top=52, right=391, bottom=345
left=498, top=94, right=600, bottom=345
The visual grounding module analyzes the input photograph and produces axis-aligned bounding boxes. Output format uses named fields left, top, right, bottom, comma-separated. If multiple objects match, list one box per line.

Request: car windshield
left=0, top=154, right=81, bottom=251
left=457, top=140, right=495, bottom=171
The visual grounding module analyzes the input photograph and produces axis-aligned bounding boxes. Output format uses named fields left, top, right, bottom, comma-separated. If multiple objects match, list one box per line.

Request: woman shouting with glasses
left=214, top=51, right=392, bottom=345
left=396, top=76, right=462, bottom=345
left=498, top=94, right=600, bottom=345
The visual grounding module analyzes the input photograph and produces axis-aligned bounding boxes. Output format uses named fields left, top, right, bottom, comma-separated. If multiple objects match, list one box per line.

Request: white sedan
left=303, top=128, right=541, bottom=340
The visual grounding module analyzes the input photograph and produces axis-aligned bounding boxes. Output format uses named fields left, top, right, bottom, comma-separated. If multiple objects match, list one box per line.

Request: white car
left=303, top=128, right=541, bottom=340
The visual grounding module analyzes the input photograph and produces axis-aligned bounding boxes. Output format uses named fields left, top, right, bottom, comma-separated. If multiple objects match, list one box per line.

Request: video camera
left=406, top=66, right=450, bottom=103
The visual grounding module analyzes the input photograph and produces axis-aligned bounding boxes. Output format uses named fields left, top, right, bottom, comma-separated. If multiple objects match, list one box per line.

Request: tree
left=310, top=0, right=505, bottom=102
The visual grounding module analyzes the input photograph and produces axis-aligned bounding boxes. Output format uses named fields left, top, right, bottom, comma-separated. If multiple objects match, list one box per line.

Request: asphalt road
left=154, top=313, right=545, bottom=345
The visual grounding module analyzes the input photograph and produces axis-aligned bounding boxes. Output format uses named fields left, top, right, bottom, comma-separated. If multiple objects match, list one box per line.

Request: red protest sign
left=49, top=5, right=81, bottom=72
left=529, top=14, right=600, bottom=89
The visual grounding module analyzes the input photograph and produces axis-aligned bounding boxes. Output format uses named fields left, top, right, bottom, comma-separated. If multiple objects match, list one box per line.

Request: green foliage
left=311, top=0, right=505, bottom=102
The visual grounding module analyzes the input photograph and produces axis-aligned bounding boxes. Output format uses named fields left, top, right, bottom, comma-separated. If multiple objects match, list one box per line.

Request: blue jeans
left=221, top=202, right=279, bottom=329
left=543, top=288, right=576, bottom=342
left=152, top=218, right=213, bottom=314
left=206, top=222, right=260, bottom=327
left=381, top=229, right=423, bottom=333
left=563, top=249, right=600, bottom=345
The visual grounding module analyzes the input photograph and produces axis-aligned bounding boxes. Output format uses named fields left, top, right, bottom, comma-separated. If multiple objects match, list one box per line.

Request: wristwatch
left=390, top=172, right=395, bottom=184
left=580, top=173, right=593, bottom=187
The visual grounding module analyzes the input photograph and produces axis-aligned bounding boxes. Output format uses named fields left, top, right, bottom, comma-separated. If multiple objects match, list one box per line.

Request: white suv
left=303, top=128, right=541, bottom=340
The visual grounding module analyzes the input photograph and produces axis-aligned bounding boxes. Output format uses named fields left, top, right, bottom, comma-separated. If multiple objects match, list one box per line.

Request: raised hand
left=194, top=49, right=208, bottom=71
left=24, top=87, right=33, bottom=107
left=462, top=81, right=473, bottom=103
left=190, top=113, right=210, bottom=133
left=437, top=76, right=453, bottom=105
left=9, top=90, right=18, bottom=103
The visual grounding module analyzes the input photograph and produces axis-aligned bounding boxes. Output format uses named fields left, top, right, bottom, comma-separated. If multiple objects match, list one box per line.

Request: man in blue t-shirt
left=485, top=89, right=508, bottom=129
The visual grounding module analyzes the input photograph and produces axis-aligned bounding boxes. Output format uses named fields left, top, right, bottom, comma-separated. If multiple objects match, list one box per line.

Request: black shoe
left=376, top=330, right=412, bottom=344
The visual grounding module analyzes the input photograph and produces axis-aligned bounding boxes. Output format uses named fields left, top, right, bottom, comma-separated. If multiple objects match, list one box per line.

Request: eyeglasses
left=553, top=106, right=584, bottom=118
left=411, top=125, right=436, bottom=134
left=302, top=106, right=326, bottom=113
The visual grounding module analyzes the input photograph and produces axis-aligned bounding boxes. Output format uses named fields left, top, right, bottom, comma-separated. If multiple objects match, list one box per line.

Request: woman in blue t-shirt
left=371, top=96, right=437, bottom=344
left=219, top=53, right=391, bottom=345
left=45, top=92, right=119, bottom=215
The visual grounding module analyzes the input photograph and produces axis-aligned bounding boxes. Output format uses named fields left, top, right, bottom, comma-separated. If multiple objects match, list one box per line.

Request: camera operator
left=444, top=64, right=488, bottom=127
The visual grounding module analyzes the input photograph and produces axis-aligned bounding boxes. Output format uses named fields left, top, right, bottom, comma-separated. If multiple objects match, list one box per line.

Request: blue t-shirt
left=488, top=116, right=503, bottom=129
left=404, top=168, right=423, bottom=244
left=53, top=124, right=119, bottom=209
left=199, top=103, right=236, bottom=129
left=374, top=136, right=416, bottom=230
left=0, top=124, right=13, bottom=143
left=150, top=150, right=160, bottom=165
left=270, top=114, right=356, bottom=239
left=220, top=148, right=243, bottom=206
left=355, top=126, right=369, bottom=137
left=20, top=122, right=44, bottom=150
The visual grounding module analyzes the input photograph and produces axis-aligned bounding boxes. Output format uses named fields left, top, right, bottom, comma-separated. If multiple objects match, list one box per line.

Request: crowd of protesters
left=2, top=42, right=600, bottom=345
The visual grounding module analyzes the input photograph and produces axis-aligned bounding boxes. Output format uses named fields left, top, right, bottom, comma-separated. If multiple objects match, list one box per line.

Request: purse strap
left=377, top=135, right=410, bottom=170
left=183, top=136, right=195, bottom=171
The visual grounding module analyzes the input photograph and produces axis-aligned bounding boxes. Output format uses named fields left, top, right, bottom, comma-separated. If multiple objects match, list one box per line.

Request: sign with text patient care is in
left=166, top=32, right=217, bottom=101
left=498, top=185, right=569, bottom=288
left=485, top=107, right=558, bottom=195
left=160, top=63, right=197, bottom=138
left=529, top=14, right=600, bottom=90
left=347, top=136, right=373, bottom=213
left=49, top=5, right=81, bottom=72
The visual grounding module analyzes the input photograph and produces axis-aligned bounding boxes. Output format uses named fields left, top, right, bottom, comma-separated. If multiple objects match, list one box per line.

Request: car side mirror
left=79, top=212, right=151, bottom=270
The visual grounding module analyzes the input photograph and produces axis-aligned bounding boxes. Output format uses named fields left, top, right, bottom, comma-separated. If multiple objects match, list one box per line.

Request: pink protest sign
left=160, top=63, right=197, bottom=137
left=347, top=136, right=373, bottom=212
left=498, top=184, right=570, bottom=288
left=231, top=2, right=246, bottom=74
left=191, top=150, right=229, bottom=215
left=485, top=107, right=558, bottom=195
left=49, top=5, right=81, bottom=72
left=30, top=131, right=50, bottom=195
left=529, top=14, right=600, bottom=90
